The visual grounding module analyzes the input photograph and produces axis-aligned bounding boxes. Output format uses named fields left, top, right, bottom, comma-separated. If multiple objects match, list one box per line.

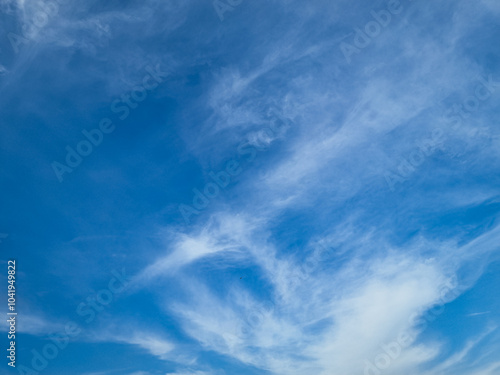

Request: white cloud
left=0, top=313, right=66, bottom=335
left=427, top=326, right=497, bottom=374
left=85, top=326, right=176, bottom=362
left=128, top=201, right=500, bottom=375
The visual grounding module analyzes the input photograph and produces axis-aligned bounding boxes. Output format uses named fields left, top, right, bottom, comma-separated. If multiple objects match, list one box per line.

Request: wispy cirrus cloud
left=2, top=0, right=499, bottom=374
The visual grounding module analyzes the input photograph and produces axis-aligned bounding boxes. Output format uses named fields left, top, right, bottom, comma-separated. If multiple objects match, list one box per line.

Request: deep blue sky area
left=1, top=1, right=500, bottom=374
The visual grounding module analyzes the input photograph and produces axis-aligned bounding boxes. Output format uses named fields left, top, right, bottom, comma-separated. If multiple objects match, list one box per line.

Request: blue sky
left=0, top=0, right=499, bottom=374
